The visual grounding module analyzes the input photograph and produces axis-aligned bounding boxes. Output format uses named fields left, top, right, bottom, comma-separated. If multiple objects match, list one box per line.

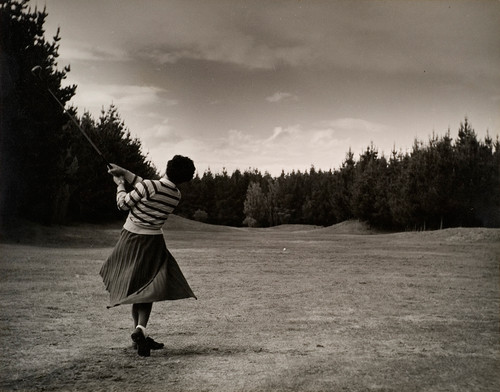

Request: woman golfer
left=100, top=155, right=197, bottom=357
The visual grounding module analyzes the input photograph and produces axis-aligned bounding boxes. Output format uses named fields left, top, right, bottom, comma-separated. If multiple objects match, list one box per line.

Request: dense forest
left=177, top=123, right=500, bottom=230
left=1, top=0, right=499, bottom=232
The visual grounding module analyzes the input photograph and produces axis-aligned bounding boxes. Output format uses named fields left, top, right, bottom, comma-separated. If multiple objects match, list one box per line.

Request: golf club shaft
left=32, top=66, right=111, bottom=169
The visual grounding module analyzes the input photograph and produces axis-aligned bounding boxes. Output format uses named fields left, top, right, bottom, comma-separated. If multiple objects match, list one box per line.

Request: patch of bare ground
left=1, top=217, right=499, bottom=391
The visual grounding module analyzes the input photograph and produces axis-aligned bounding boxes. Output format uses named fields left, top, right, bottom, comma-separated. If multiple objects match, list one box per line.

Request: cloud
left=141, top=40, right=311, bottom=70
left=63, top=81, right=181, bottom=162
left=139, top=119, right=183, bottom=146
left=146, top=123, right=352, bottom=176
left=319, top=118, right=388, bottom=134
left=175, top=119, right=392, bottom=175
left=265, top=125, right=301, bottom=143
left=59, top=40, right=130, bottom=62
left=310, top=129, right=342, bottom=149
left=46, top=0, right=500, bottom=81
left=65, top=81, right=175, bottom=118
left=265, top=92, right=299, bottom=103
left=129, top=2, right=475, bottom=77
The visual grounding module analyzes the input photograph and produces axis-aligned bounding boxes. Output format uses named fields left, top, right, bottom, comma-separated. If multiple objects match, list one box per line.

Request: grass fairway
left=1, top=216, right=499, bottom=391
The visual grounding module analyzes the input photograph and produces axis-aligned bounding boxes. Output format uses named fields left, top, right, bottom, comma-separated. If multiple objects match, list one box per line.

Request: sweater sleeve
left=124, top=170, right=143, bottom=186
left=116, top=181, right=147, bottom=211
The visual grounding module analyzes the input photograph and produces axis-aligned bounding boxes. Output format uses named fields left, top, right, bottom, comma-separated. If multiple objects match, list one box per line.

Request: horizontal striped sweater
left=116, top=174, right=180, bottom=234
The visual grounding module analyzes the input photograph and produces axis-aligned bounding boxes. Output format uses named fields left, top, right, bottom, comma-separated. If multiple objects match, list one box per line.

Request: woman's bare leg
left=132, top=303, right=153, bottom=328
left=132, top=304, right=139, bottom=328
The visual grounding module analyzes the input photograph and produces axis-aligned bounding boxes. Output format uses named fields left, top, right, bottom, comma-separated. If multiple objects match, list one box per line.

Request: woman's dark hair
left=166, top=155, right=195, bottom=185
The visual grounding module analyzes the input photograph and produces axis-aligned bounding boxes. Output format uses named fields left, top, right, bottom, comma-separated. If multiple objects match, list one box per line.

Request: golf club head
left=31, top=65, right=43, bottom=79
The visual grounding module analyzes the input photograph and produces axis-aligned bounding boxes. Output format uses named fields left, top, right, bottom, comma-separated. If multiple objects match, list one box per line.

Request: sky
left=33, top=0, right=500, bottom=176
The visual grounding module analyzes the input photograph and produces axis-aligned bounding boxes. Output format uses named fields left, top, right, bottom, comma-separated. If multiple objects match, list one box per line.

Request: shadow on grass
left=162, top=345, right=267, bottom=358
left=0, top=344, right=268, bottom=391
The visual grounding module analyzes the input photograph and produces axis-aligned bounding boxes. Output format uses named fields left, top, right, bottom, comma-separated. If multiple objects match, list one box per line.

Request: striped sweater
left=116, top=175, right=181, bottom=232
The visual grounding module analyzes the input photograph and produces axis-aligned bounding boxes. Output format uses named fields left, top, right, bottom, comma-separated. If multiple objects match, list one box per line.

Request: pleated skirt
left=100, top=229, right=196, bottom=308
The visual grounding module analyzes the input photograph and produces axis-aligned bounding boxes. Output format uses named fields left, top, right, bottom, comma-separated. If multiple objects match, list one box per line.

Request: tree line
left=1, top=0, right=498, bottom=231
left=176, top=123, right=500, bottom=230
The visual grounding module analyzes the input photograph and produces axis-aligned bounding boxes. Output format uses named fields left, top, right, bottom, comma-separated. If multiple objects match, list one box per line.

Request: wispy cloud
left=265, top=92, right=299, bottom=103
left=143, top=123, right=353, bottom=176
left=265, top=125, right=301, bottom=143
left=66, top=81, right=175, bottom=117
left=177, top=119, right=391, bottom=174
left=141, top=40, right=312, bottom=70
left=139, top=119, right=183, bottom=146
left=59, top=40, right=130, bottom=62
left=319, top=118, right=388, bottom=134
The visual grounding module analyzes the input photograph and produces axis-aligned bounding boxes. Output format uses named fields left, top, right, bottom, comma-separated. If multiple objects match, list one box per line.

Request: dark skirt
left=100, top=229, right=196, bottom=308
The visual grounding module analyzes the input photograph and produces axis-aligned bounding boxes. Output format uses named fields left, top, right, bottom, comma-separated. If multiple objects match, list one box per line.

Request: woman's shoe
left=131, top=328, right=150, bottom=357
left=146, top=337, right=164, bottom=350
left=132, top=337, right=164, bottom=350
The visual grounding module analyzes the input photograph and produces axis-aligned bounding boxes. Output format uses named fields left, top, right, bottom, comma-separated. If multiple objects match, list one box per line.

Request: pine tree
left=69, top=106, right=157, bottom=222
left=351, top=144, right=381, bottom=224
left=331, top=149, right=355, bottom=222
left=243, top=182, right=266, bottom=227
left=386, top=148, right=411, bottom=229
left=1, top=0, right=76, bottom=224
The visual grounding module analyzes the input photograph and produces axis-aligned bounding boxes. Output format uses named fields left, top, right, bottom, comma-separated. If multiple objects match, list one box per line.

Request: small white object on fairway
left=283, top=247, right=287, bottom=252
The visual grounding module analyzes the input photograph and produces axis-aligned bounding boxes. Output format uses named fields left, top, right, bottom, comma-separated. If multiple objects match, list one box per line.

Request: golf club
left=31, top=65, right=112, bottom=170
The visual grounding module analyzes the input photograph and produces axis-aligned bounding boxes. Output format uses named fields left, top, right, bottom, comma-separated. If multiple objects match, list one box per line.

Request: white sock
left=136, top=324, right=148, bottom=337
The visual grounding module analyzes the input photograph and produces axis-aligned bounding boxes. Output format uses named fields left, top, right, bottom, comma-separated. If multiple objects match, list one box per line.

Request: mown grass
left=0, top=217, right=499, bottom=391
